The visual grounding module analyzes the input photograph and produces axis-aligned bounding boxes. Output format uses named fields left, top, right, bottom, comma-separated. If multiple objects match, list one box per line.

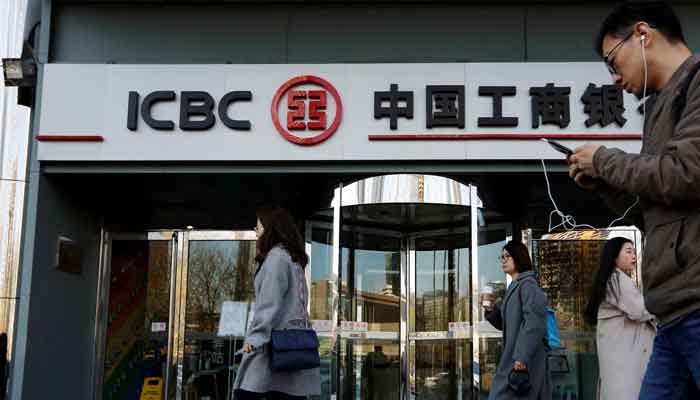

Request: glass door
left=409, top=229, right=472, bottom=400
left=97, top=232, right=177, bottom=400
left=337, top=224, right=403, bottom=400
left=174, top=231, right=257, bottom=400
left=97, top=230, right=258, bottom=400
left=331, top=175, right=475, bottom=400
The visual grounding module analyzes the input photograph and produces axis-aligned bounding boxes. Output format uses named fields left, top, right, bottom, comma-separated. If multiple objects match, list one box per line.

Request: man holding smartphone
left=569, top=2, right=700, bottom=399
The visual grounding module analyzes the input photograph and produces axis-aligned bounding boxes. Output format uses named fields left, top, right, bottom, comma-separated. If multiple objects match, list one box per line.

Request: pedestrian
left=232, top=206, right=321, bottom=399
left=569, top=2, right=700, bottom=397
left=585, top=237, right=655, bottom=399
left=484, top=241, right=551, bottom=400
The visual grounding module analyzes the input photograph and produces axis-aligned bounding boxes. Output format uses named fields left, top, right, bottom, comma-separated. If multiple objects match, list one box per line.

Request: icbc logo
left=271, top=75, right=342, bottom=145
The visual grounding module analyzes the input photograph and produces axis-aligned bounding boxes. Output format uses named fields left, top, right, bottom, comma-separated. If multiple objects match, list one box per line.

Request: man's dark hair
left=595, top=1, right=686, bottom=57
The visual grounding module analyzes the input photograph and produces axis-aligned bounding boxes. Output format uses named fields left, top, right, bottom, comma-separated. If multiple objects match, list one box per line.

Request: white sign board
left=217, top=301, right=250, bottom=337
left=37, top=63, right=643, bottom=161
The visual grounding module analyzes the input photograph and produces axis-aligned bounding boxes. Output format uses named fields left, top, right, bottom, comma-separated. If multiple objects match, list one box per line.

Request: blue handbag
left=268, top=264, right=321, bottom=371
left=269, top=328, right=321, bottom=371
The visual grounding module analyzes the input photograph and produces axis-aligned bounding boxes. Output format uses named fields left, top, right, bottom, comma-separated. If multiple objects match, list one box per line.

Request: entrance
left=96, top=231, right=257, bottom=400
left=95, top=175, right=510, bottom=400
left=306, top=175, right=510, bottom=400
left=336, top=205, right=472, bottom=400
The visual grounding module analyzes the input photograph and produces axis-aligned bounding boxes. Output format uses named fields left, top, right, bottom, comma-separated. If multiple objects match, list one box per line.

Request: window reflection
left=475, top=229, right=507, bottom=399
left=533, top=239, right=607, bottom=400
left=102, top=240, right=171, bottom=400
left=183, top=240, right=256, bottom=400
left=310, top=226, right=335, bottom=322
left=412, top=341, right=472, bottom=400
left=309, top=225, right=338, bottom=400
left=415, top=237, right=470, bottom=332
left=340, top=231, right=401, bottom=330
left=340, top=340, right=401, bottom=400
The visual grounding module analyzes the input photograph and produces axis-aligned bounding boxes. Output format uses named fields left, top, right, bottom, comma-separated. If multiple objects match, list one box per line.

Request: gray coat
left=233, top=245, right=321, bottom=396
left=485, top=271, right=552, bottom=400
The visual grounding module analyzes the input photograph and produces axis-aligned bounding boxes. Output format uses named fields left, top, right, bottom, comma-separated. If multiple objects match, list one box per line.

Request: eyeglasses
left=497, top=254, right=512, bottom=263
left=603, top=31, right=634, bottom=75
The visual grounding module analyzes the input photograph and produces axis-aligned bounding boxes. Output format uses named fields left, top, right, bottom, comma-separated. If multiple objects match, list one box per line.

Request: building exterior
left=9, top=1, right=700, bottom=399
left=0, top=4, right=31, bottom=395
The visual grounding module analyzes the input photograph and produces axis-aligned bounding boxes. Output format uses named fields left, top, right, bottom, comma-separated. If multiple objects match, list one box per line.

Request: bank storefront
left=14, top=41, right=650, bottom=400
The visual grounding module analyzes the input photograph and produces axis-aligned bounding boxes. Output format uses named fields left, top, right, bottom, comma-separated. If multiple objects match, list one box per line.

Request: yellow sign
left=139, top=377, right=163, bottom=400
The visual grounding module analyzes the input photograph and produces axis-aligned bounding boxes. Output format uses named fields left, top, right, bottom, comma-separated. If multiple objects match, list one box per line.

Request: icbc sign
left=271, top=75, right=342, bottom=145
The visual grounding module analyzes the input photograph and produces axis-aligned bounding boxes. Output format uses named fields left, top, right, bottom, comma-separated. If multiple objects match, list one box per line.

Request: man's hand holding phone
left=542, top=138, right=573, bottom=157
left=568, top=144, right=602, bottom=189
left=541, top=139, right=600, bottom=189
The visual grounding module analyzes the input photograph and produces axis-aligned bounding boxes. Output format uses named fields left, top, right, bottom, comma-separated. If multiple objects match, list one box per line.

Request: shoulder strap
left=517, top=277, right=537, bottom=305
left=502, top=277, right=537, bottom=344
left=672, top=60, right=700, bottom=125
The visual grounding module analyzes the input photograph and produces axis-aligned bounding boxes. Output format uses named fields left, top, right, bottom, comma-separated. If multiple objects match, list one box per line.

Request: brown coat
left=593, top=54, right=700, bottom=324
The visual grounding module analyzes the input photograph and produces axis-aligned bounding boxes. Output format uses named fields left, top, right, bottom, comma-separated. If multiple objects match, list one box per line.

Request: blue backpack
left=519, top=278, right=561, bottom=350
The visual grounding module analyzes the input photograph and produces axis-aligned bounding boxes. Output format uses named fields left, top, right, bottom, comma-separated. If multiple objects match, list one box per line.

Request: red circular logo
left=271, top=75, right=342, bottom=145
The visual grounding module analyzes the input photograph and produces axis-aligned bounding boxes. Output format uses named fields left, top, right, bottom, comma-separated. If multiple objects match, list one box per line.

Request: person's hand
left=568, top=144, right=601, bottom=189
left=513, top=361, right=527, bottom=371
left=480, top=294, right=493, bottom=312
left=242, top=343, right=255, bottom=353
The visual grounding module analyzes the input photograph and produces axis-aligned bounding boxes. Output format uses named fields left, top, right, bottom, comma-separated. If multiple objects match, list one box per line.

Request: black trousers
left=233, top=389, right=306, bottom=400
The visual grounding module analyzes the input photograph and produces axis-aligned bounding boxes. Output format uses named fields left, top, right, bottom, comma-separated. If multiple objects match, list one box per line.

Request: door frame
left=93, top=230, right=256, bottom=400
left=324, top=175, right=485, bottom=400
left=172, top=230, right=256, bottom=400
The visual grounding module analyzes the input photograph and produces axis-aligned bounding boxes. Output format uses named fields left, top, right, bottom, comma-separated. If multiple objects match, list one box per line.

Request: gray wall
left=21, top=174, right=100, bottom=400
left=48, top=4, right=700, bottom=64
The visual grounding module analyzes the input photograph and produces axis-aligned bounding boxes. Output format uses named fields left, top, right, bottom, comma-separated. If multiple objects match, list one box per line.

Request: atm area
left=57, top=171, right=640, bottom=400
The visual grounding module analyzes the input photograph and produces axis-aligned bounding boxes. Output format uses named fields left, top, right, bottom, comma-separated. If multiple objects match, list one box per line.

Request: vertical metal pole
left=90, top=228, right=110, bottom=400
left=401, top=237, right=411, bottom=400
left=469, top=185, right=481, bottom=398
left=165, top=232, right=178, bottom=400
left=332, top=184, right=342, bottom=400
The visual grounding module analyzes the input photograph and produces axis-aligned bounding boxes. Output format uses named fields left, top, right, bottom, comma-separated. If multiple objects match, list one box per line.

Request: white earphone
left=640, top=31, right=649, bottom=139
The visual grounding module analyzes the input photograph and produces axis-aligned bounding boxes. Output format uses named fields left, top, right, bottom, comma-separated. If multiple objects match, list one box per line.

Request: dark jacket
left=593, top=54, right=700, bottom=324
left=485, top=272, right=551, bottom=400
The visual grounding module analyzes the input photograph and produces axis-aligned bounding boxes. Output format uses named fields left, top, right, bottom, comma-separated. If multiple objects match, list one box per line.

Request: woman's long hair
left=584, top=237, right=633, bottom=325
left=255, top=205, right=309, bottom=269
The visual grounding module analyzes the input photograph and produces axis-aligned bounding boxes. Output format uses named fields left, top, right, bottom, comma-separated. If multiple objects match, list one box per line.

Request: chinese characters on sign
left=374, top=84, right=413, bottom=130
left=426, top=85, right=465, bottom=129
left=581, top=84, right=627, bottom=128
left=373, top=82, right=628, bottom=130
left=124, top=77, right=631, bottom=146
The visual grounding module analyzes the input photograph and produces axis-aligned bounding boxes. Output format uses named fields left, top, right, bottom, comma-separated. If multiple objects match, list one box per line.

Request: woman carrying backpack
left=484, top=240, right=551, bottom=400
left=585, top=237, right=655, bottom=400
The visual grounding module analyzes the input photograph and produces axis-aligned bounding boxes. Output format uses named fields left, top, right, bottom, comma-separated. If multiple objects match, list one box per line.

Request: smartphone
left=541, top=138, right=573, bottom=157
